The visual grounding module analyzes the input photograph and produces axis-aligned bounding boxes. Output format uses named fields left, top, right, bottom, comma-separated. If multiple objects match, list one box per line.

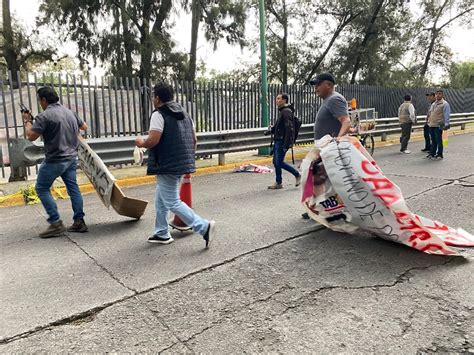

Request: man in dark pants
left=267, top=93, right=301, bottom=190
left=428, top=89, right=450, bottom=160
left=422, top=92, right=436, bottom=152
left=135, top=83, right=215, bottom=247
left=398, top=94, right=416, bottom=154
left=22, top=87, right=88, bottom=238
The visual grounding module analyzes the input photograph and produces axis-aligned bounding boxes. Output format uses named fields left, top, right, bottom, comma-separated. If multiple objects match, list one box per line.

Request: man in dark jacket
left=267, top=93, right=301, bottom=190
left=135, top=83, right=215, bottom=247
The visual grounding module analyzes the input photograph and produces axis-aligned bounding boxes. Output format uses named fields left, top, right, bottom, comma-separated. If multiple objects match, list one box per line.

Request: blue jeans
left=272, top=140, right=300, bottom=184
left=36, top=159, right=85, bottom=224
left=429, top=127, right=443, bottom=157
left=154, top=174, right=209, bottom=237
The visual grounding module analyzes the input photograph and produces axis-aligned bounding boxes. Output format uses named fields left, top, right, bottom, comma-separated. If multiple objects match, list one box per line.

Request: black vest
left=146, top=102, right=196, bottom=176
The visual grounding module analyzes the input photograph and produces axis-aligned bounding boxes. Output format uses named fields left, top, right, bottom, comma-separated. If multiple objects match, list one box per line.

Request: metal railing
left=6, top=112, right=473, bottom=174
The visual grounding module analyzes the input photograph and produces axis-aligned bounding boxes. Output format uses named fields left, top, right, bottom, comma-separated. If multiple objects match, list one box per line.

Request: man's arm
left=337, top=115, right=351, bottom=137
left=135, top=130, right=162, bottom=149
left=193, top=129, right=197, bottom=151
left=22, top=112, right=41, bottom=141
left=409, top=104, right=416, bottom=122
left=443, top=102, right=451, bottom=127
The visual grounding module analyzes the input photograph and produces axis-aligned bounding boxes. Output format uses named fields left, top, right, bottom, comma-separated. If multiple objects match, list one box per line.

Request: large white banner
left=77, top=139, right=116, bottom=208
left=301, top=136, right=474, bottom=255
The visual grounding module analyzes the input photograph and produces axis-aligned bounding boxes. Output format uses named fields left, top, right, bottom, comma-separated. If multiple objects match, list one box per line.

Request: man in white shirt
left=398, top=94, right=416, bottom=154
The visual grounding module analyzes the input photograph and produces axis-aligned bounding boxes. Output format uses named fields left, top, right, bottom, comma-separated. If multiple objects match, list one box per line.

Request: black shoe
left=68, top=218, right=88, bottom=233
left=421, top=148, right=430, bottom=152
left=425, top=154, right=433, bottom=159
left=302, top=212, right=310, bottom=220
left=203, top=220, right=216, bottom=248
left=148, top=234, right=174, bottom=244
left=434, top=154, right=444, bottom=160
left=39, top=221, right=67, bottom=238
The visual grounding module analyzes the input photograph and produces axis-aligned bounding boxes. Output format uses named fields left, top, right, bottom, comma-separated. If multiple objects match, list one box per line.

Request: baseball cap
left=309, top=73, right=336, bottom=86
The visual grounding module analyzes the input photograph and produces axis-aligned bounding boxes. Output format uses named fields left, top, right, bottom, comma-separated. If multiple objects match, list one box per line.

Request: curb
left=1, top=129, right=472, bottom=208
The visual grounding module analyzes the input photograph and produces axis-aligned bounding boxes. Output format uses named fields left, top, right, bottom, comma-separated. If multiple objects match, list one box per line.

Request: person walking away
left=309, top=73, right=351, bottom=140
left=398, top=94, right=416, bottom=154
left=267, top=93, right=301, bottom=190
left=135, top=83, right=215, bottom=247
left=22, top=87, right=88, bottom=238
left=422, top=92, right=436, bottom=152
left=428, top=89, right=450, bottom=160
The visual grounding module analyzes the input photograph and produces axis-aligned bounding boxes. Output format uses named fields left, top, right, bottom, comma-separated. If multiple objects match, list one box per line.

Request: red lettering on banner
left=395, top=211, right=436, bottom=246
left=363, top=177, right=395, bottom=191
left=361, top=160, right=379, bottom=175
left=420, top=244, right=451, bottom=254
left=374, top=193, right=400, bottom=206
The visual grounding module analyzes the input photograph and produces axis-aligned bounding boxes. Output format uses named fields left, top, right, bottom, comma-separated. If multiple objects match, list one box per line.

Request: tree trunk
left=303, top=11, right=361, bottom=84
left=349, top=0, right=384, bottom=84
left=2, top=0, right=20, bottom=87
left=419, top=29, right=438, bottom=78
left=119, top=0, right=133, bottom=75
left=186, top=0, right=201, bottom=81
left=281, top=0, right=288, bottom=85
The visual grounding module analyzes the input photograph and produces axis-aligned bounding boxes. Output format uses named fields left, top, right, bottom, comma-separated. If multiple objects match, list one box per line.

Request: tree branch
left=438, top=7, right=474, bottom=31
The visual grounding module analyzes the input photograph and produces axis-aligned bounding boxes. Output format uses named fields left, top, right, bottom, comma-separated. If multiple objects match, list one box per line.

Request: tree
left=246, top=0, right=363, bottom=85
left=448, top=61, right=474, bottom=88
left=329, top=0, right=414, bottom=86
left=1, top=0, right=55, bottom=85
left=415, top=0, right=474, bottom=79
left=38, top=0, right=186, bottom=80
left=183, top=0, right=248, bottom=81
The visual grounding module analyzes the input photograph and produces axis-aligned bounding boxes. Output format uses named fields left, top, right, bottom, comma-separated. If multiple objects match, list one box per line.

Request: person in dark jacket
left=267, top=93, right=301, bottom=190
left=135, top=83, right=215, bottom=247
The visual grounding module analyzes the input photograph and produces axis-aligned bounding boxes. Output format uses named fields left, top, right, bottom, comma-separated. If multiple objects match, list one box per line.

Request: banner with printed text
left=301, top=136, right=474, bottom=255
left=77, top=139, right=116, bottom=208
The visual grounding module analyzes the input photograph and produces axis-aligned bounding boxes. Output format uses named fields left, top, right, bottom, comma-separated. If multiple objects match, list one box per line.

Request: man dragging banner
left=22, top=87, right=88, bottom=238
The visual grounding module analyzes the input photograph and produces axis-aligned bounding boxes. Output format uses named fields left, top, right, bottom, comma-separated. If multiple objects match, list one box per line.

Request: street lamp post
left=258, top=0, right=270, bottom=155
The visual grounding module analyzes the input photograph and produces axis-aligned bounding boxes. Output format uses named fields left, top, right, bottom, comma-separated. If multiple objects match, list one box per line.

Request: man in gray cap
left=309, top=73, right=351, bottom=141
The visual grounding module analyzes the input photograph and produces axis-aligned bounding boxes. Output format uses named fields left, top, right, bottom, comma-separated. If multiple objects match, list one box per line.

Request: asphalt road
left=1, top=134, right=473, bottom=353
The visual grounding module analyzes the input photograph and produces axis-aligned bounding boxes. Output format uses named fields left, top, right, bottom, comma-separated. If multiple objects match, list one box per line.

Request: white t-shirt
left=149, top=111, right=165, bottom=132
left=148, top=110, right=195, bottom=133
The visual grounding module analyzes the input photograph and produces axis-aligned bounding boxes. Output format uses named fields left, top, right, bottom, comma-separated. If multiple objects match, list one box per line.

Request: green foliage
left=447, top=61, right=474, bottom=88
left=37, top=0, right=186, bottom=80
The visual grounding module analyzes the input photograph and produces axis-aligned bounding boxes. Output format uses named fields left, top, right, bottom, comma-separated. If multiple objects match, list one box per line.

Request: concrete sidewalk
left=1, top=127, right=472, bottom=207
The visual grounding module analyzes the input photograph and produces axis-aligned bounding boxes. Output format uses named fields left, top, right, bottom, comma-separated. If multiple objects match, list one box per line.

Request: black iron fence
left=1, top=70, right=474, bottom=179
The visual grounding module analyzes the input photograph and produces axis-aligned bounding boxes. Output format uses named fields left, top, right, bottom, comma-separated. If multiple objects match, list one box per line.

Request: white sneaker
left=401, top=150, right=411, bottom=154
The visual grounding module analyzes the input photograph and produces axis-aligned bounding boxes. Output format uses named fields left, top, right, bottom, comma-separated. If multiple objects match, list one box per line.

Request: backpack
left=293, top=114, right=302, bottom=144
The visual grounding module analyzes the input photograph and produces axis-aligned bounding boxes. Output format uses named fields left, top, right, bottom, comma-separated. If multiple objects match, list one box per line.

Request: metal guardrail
left=6, top=112, right=474, bottom=171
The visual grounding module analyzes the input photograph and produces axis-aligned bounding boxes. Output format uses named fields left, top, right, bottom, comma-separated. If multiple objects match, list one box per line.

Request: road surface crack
left=66, top=236, right=137, bottom=293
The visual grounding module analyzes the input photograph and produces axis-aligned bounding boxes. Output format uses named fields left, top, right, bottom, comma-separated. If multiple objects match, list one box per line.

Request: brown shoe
left=39, top=221, right=67, bottom=238
left=267, top=183, right=283, bottom=190
left=68, top=219, right=88, bottom=233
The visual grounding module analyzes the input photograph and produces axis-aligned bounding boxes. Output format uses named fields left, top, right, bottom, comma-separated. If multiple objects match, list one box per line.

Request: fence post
left=461, top=123, right=465, bottom=130
left=218, top=153, right=225, bottom=166
left=9, top=167, right=27, bottom=182
left=381, top=133, right=387, bottom=142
